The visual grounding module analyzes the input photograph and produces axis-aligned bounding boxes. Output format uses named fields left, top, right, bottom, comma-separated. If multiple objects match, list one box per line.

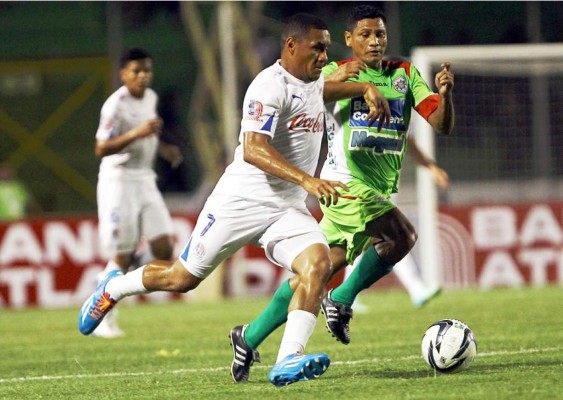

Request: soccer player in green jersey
left=229, top=4, right=454, bottom=382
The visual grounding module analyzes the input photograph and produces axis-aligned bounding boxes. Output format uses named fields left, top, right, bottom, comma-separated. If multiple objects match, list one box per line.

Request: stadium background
left=0, top=1, right=561, bottom=308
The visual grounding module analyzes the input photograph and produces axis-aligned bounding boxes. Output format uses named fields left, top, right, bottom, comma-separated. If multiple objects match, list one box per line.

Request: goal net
left=409, top=43, right=563, bottom=286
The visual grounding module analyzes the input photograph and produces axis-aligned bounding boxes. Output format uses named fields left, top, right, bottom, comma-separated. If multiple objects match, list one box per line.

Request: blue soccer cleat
left=78, top=270, right=122, bottom=335
left=268, top=353, right=330, bottom=387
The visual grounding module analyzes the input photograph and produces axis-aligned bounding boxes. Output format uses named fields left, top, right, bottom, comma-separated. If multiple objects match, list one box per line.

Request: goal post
left=410, top=43, right=563, bottom=287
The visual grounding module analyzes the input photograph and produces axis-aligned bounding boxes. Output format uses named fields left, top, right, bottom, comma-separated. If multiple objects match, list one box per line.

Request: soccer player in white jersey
left=79, top=14, right=390, bottom=386
left=229, top=5, right=454, bottom=384
left=93, top=48, right=182, bottom=338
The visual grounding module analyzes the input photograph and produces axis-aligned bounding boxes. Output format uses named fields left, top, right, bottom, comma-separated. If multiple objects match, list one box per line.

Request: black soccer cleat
left=229, top=325, right=261, bottom=382
left=321, top=289, right=353, bottom=345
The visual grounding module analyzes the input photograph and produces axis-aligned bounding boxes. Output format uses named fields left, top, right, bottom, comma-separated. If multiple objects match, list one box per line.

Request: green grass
left=1, top=286, right=561, bottom=399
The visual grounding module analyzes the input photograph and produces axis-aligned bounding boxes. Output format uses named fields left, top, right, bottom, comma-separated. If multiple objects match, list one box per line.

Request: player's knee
left=292, top=244, right=333, bottom=284
left=306, top=253, right=333, bottom=283
left=392, top=227, right=417, bottom=258
left=164, top=261, right=201, bottom=293
left=150, top=236, right=174, bottom=260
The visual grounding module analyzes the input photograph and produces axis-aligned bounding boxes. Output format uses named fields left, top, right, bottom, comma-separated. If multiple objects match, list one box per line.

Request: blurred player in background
left=230, top=4, right=454, bottom=382
left=0, top=163, right=41, bottom=220
left=394, top=134, right=448, bottom=308
left=79, top=13, right=390, bottom=386
left=93, top=48, right=182, bottom=338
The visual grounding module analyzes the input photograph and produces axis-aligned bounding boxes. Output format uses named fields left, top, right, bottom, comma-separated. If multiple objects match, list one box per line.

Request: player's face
left=345, top=18, right=387, bottom=69
left=120, top=59, right=153, bottom=98
left=293, top=28, right=331, bottom=82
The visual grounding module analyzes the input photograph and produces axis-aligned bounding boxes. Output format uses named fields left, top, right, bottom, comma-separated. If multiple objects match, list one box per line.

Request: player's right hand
left=363, top=83, right=391, bottom=132
left=303, top=177, right=349, bottom=207
left=137, top=118, right=163, bottom=138
left=325, top=61, right=367, bottom=82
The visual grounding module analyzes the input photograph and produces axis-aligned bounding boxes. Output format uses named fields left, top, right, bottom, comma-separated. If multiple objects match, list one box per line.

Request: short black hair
left=347, top=5, right=387, bottom=32
left=282, top=13, right=329, bottom=45
left=120, top=48, right=151, bottom=69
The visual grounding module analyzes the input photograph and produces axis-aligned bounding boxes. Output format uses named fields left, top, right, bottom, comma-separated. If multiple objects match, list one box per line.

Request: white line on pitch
left=0, top=346, right=559, bottom=384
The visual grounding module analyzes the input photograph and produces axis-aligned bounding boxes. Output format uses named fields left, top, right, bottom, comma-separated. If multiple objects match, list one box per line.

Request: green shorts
left=320, top=181, right=395, bottom=265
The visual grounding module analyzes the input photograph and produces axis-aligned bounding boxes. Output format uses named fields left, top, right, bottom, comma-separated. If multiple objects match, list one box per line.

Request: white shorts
left=178, top=194, right=328, bottom=279
left=97, top=176, right=173, bottom=255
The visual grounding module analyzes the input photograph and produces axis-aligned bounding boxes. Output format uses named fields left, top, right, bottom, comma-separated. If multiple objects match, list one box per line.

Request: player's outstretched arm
left=323, top=81, right=390, bottom=131
left=428, top=62, right=455, bottom=135
left=243, top=131, right=348, bottom=207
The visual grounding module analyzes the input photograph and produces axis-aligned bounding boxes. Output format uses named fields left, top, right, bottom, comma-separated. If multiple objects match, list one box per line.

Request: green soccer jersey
left=321, top=59, right=439, bottom=197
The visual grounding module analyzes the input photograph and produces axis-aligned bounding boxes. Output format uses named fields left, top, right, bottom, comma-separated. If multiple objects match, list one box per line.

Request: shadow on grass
left=328, top=357, right=562, bottom=380
left=328, top=368, right=430, bottom=380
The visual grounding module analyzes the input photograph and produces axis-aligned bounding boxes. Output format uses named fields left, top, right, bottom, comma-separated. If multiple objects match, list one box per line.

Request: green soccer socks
left=330, top=245, right=394, bottom=306
left=244, top=279, right=294, bottom=349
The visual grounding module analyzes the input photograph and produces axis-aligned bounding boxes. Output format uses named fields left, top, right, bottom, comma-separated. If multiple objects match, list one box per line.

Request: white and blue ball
left=421, top=319, right=477, bottom=373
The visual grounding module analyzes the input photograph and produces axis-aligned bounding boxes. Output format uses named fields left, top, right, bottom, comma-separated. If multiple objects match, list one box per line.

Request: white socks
left=105, top=265, right=149, bottom=301
left=100, top=259, right=122, bottom=282
left=393, top=253, right=428, bottom=301
left=276, top=309, right=316, bottom=363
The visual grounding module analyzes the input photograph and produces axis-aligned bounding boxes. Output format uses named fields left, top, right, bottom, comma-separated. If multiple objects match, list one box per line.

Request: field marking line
left=0, top=346, right=559, bottom=384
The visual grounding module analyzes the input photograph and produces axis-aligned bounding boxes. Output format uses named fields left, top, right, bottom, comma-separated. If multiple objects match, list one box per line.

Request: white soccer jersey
left=96, top=86, right=159, bottom=179
left=212, top=61, right=325, bottom=207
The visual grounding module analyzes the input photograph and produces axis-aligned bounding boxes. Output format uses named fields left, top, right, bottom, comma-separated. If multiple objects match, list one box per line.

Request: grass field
left=1, top=286, right=561, bottom=399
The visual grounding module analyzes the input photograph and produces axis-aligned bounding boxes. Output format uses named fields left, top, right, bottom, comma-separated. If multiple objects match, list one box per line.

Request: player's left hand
left=159, top=142, right=184, bottom=169
left=302, top=176, right=349, bottom=207
left=363, top=83, right=391, bottom=131
left=435, top=62, right=454, bottom=97
left=428, top=163, right=449, bottom=189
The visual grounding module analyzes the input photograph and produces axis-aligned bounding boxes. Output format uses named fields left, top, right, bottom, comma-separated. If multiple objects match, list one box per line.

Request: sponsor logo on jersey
left=289, top=111, right=325, bottom=133
left=348, top=129, right=404, bottom=154
left=193, top=242, right=206, bottom=259
left=245, top=99, right=264, bottom=121
left=349, top=97, right=406, bottom=131
left=392, top=76, right=408, bottom=94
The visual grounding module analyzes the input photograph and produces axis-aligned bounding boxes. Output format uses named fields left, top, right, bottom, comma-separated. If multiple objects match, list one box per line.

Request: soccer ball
left=421, top=319, right=477, bottom=373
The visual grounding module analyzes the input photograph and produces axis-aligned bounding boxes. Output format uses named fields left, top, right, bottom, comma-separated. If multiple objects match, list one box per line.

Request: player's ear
left=344, top=31, right=352, bottom=48
left=286, top=36, right=296, bottom=55
left=119, top=67, right=127, bottom=82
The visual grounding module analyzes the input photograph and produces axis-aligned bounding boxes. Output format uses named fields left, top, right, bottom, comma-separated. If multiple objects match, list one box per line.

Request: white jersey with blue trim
left=95, top=86, right=159, bottom=180
left=212, top=60, right=325, bottom=207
